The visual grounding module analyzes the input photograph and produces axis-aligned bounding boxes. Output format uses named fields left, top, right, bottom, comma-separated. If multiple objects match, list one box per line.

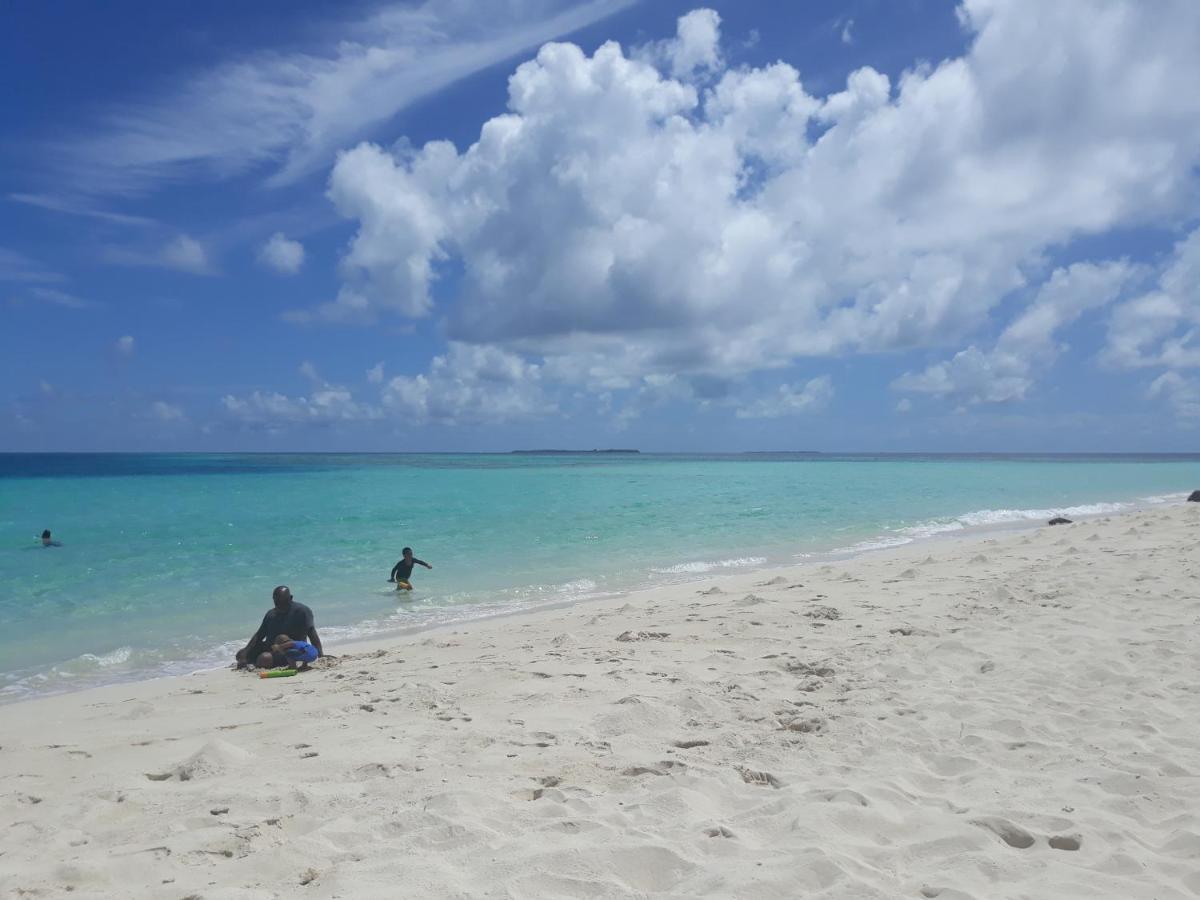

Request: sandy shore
left=3, top=504, right=1200, bottom=899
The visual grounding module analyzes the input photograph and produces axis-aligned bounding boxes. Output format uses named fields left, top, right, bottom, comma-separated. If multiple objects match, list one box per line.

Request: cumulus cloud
left=1148, top=371, right=1200, bottom=420
left=366, top=362, right=385, bottom=384
left=735, top=376, right=833, bottom=419
left=382, top=342, right=550, bottom=424
left=314, top=1, right=1200, bottom=402
left=894, top=261, right=1136, bottom=403
left=222, top=357, right=387, bottom=429
left=645, top=8, right=722, bottom=79
left=149, top=400, right=185, bottom=422
left=160, top=235, right=212, bottom=274
left=115, top=335, right=135, bottom=355
left=1105, top=227, right=1200, bottom=370
left=106, top=235, right=213, bottom=274
left=222, top=387, right=381, bottom=429
left=259, top=232, right=305, bottom=275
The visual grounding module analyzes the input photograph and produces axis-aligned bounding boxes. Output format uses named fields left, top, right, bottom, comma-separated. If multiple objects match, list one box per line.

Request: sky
left=2, top=0, right=1200, bottom=453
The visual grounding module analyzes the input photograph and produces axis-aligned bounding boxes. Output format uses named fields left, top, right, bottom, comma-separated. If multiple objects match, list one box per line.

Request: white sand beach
left=3, top=503, right=1199, bottom=899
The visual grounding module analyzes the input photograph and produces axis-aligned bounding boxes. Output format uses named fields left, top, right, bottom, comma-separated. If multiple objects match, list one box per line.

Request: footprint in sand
left=735, top=594, right=767, bottom=606
left=779, top=716, right=826, bottom=734
left=1048, top=834, right=1082, bottom=851
left=145, top=740, right=249, bottom=782
left=805, top=606, right=841, bottom=621
left=756, top=576, right=788, bottom=587
left=806, top=788, right=869, bottom=806
left=783, top=661, right=835, bottom=677
left=616, top=631, right=670, bottom=642
left=697, top=586, right=724, bottom=595
left=971, top=816, right=1035, bottom=849
left=737, top=766, right=783, bottom=788
left=623, top=765, right=668, bottom=777
left=704, top=826, right=735, bottom=838
left=673, top=739, right=710, bottom=749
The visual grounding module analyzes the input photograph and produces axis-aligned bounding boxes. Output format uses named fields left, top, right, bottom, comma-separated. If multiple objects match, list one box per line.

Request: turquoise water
left=2, top=452, right=1197, bottom=700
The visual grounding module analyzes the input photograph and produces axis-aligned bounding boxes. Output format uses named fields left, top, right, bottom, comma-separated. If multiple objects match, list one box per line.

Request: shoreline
left=3, top=500, right=1198, bottom=896
left=2, top=489, right=1185, bottom=707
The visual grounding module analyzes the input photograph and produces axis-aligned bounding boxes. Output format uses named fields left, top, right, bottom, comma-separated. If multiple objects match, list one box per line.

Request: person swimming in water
left=39, top=529, right=62, bottom=547
left=389, top=547, right=432, bottom=591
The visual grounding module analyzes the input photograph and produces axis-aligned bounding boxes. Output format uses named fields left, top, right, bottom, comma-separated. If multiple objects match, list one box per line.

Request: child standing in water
left=389, top=547, right=432, bottom=591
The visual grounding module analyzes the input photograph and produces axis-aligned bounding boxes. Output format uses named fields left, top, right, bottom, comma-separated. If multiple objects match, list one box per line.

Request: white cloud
left=894, top=260, right=1135, bottom=403
left=115, top=335, right=135, bottom=355
left=150, top=400, right=185, bottom=422
left=222, top=387, right=381, bottom=429
left=735, top=376, right=833, bottom=419
left=160, top=235, right=212, bottom=274
left=298, top=360, right=323, bottom=385
left=1105, top=227, right=1200, bottom=369
left=11, top=287, right=96, bottom=309
left=896, top=397, right=912, bottom=413
left=317, top=1, right=1200, bottom=398
left=259, top=232, right=305, bottom=275
left=107, top=235, right=213, bottom=274
left=0, top=247, right=67, bottom=284
left=367, top=362, right=385, bottom=384
left=8, top=193, right=156, bottom=227
left=654, top=8, right=722, bottom=79
left=1148, top=371, right=1200, bottom=420
left=382, top=342, right=550, bottom=424
left=46, top=0, right=636, bottom=195
left=839, top=18, right=854, bottom=45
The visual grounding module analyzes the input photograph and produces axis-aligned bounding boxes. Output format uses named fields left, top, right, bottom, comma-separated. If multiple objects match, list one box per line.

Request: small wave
left=957, top=501, right=1128, bottom=527
left=651, top=556, right=767, bottom=575
left=79, top=646, right=134, bottom=668
left=819, top=491, right=1185, bottom=560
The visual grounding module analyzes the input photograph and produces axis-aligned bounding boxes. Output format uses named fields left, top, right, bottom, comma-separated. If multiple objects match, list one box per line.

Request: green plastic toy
left=258, top=669, right=298, bottom=679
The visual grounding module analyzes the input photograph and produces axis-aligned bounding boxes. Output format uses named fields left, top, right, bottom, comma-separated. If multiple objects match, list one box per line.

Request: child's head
left=402, top=546, right=413, bottom=558
left=272, top=633, right=292, bottom=649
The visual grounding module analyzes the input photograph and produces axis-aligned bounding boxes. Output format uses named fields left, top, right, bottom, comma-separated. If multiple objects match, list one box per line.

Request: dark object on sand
left=1187, top=490, right=1200, bottom=502
left=1048, top=516, right=1072, bottom=526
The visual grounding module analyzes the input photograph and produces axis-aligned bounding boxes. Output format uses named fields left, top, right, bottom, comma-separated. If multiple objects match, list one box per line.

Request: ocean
left=2, top=452, right=1197, bottom=701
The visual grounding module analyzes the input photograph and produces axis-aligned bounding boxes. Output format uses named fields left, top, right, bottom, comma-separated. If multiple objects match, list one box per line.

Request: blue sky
left=3, top=0, right=1199, bottom=452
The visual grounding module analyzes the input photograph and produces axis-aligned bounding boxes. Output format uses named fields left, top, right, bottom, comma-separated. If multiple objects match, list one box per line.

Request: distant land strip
left=510, top=449, right=640, bottom=455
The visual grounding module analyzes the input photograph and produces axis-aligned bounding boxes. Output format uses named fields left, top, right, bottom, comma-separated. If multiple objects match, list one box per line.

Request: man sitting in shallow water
left=235, top=585, right=324, bottom=669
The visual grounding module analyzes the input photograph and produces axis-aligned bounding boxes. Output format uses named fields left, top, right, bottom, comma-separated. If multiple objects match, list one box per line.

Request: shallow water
left=2, top=452, right=1197, bottom=699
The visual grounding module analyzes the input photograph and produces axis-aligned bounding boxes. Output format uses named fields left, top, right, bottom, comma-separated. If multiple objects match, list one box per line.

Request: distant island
left=510, top=449, right=640, bottom=455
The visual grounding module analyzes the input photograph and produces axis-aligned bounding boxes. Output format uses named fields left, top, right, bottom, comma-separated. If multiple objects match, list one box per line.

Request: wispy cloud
left=17, top=287, right=98, bottom=309
left=0, top=247, right=68, bottom=284
left=8, top=192, right=157, bottom=227
left=42, top=0, right=636, bottom=196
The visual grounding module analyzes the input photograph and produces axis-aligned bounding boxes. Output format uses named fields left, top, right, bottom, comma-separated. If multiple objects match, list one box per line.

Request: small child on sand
left=271, top=634, right=319, bottom=670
